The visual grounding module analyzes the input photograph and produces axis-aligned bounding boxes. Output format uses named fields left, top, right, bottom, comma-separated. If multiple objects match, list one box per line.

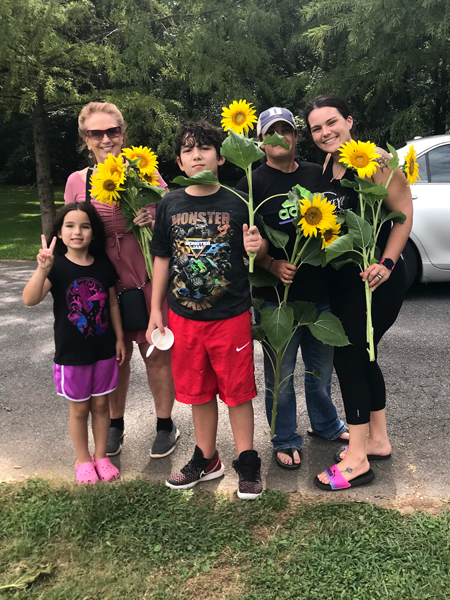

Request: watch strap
left=380, top=258, right=395, bottom=271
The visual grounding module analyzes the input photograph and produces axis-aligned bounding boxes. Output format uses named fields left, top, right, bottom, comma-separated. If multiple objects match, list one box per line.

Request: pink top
left=64, top=169, right=168, bottom=343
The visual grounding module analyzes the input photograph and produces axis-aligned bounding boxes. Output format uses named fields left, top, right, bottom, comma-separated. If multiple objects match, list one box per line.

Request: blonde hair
left=77, top=101, right=128, bottom=152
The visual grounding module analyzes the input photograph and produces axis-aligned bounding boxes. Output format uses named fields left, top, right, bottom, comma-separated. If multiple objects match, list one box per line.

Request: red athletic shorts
left=168, top=309, right=257, bottom=406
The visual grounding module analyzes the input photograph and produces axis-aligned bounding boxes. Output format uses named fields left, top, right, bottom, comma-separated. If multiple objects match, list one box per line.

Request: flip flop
left=314, top=464, right=375, bottom=491
left=334, top=445, right=392, bottom=464
left=307, top=427, right=349, bottom=442
left=275, top=448, right=302, bottom=470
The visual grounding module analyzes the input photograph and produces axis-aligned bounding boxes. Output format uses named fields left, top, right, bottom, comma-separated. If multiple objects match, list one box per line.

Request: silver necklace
left=330, top=163, right=346, bottom=182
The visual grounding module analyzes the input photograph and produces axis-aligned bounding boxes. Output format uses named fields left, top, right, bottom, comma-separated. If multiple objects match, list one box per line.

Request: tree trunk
left=32, top=87, right=55, bottom=238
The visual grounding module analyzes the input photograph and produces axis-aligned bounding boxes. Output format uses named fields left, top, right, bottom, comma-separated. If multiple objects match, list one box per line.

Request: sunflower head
left=140, top=171, right=160, bottom=187
left=90, top=166, right=125, bottom=206
left=221, top=100, right=257, bottom=135
left=103, top=154, right=126, bottom=184
left=122, top=146, right=158, bottom=175
left=321, top=221, right=341, bottom=249
left=297, top=193, right=337, bottom=237
left=403, top=145, right=421, bottom=186
left=339, top=140, right=381, bottom=179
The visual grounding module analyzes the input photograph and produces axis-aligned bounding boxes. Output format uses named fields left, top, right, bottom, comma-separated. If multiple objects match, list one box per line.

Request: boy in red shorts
left=147, top=120, right=268, bottom=499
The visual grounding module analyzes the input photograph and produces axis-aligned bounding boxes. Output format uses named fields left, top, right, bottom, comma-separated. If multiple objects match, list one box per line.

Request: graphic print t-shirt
left=236, top=162, right=327, bottom=303
left=47, top=255, right=118, bottom=365
left=151, top=187, right=252, bottom=321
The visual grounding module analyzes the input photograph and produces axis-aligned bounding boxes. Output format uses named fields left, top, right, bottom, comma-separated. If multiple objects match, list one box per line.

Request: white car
left=397, top=135, right=450, bottom=288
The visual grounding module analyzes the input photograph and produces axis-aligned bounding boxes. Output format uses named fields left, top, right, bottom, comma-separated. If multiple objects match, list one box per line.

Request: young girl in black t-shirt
left=23, top=202, right=125, bottom=484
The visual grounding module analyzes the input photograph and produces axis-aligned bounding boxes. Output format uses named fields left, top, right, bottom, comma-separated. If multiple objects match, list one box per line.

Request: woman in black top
left=304, top=95, right=413, bottom=490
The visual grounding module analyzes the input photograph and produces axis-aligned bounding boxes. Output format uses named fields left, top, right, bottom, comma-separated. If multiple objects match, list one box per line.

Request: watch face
left=382, top=258, right=395, bottom=270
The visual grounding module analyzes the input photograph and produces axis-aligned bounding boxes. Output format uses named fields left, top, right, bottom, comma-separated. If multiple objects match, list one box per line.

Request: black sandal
left=275, top=448, right=302, bottom=470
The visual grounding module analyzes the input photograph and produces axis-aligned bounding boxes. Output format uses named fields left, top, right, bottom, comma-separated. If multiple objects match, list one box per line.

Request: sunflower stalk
left=246, top=164, right=257, bottom=272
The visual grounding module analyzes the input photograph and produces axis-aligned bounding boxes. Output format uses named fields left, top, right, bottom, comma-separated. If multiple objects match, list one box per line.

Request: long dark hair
left=303, top=94, right=356, bottom=139
left=48, top=202, right=106, bottom=257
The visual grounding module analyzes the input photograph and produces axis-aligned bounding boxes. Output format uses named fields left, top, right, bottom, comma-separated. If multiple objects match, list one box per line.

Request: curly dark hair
left=174, top=120, right=225, bottom=160
left=49, top=202, right=106, bottom=257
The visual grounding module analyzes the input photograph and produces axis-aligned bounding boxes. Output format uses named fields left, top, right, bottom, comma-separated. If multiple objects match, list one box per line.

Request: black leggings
left=330, top=260, right=406, bottom=425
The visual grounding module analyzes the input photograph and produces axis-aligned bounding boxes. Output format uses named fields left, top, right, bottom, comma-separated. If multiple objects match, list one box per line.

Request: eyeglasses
left=85, top=126, right=122, bottom=140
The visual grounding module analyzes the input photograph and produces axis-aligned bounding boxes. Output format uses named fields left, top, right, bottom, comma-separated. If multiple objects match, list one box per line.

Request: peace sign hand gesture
left=37, top=235, right=57, bottom=271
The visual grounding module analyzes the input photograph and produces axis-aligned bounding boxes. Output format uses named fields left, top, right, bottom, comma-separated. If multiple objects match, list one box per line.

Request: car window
left=428, top=144, right=450, bottom=183
left=417, top=154, right=428, bottom=182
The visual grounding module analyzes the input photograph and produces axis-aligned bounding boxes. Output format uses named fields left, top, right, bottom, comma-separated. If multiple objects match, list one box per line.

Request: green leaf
left=261, top=132, right=289, bottom=150
left=381, top=210, right=406, bottom=225
left=298, top=235, right=323, bottom=266
left=248, top=266, right=280, bottom=288
left=330, top=251, right=363, bottom=270
left=325, top=234, right=354, bottom=262
left=252, top=324, right=266, bottom=342
left=345, top=210, right=373, bottom=248
left=134, top=186, right=165, bottom=205
left=220, top=130, right=265, bottom=170
left=358, top=183, right=389, bottom=198
left=291, top=301, right=319, bottom=325
left=387, top=142, right=399, bottom=171
left=0, top=565, right=54, bottom=590
left=308, top=312, right=350, bottom=347
left=260, top=305, right=294, bottom=352
left=172, top=170, right=219, bottom=187
left=252, top=297, right=265, bottom=311
left=294, top=184, right=312, bottom=200
left=262, top=219, right=289, bottom=249
left=340, top=178, right=358, bottom=190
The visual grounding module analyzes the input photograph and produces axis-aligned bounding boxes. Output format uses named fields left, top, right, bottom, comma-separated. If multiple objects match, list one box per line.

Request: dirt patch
left=182, top=566, right=243, bottom=600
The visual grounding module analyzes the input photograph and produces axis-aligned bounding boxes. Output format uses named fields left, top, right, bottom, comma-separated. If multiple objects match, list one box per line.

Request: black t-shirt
left=236, top=161, right=327, bottom=303
left=48, top=255, right=118, bottom=365
left=151, top=187, right=252, bottom=321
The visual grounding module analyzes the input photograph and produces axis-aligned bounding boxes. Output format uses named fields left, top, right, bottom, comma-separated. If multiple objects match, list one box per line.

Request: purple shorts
left=54, top=356, right=118, bottom=402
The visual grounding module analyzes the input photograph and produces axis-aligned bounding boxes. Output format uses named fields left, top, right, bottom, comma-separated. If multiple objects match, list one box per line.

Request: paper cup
left=151, top=327, right=174, bottom=351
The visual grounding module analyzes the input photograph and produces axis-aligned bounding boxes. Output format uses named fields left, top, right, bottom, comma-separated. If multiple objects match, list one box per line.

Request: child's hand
left=146, top=311, right=165, bottom=345
left=243, top=224, right=263, bottom=256
left=116, top=338, right=126, bottom=366
left=37, top=235, right=56, bottom=271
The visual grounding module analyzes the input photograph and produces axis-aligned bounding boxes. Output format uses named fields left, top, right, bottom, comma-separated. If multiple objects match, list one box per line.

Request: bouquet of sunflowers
left=90, top=146, right=165, bottom=280
left=325, top=140, right=419, bottom=361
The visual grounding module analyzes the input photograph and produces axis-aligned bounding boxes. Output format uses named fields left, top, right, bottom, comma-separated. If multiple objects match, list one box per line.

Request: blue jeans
left=262, top=299, right=346, bottom=451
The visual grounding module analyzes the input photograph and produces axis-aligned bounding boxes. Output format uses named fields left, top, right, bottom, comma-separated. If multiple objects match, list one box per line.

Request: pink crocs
left=75, top=461, right=99, bottom=485
left=92, top=454, right=120, bottom=482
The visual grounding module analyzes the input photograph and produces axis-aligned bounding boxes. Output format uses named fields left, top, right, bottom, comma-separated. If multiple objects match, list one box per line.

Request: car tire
left=402, top=240, right=419, bottom=290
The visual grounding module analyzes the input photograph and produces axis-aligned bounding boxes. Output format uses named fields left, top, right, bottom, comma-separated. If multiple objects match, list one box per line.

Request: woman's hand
left=133, top=207, right=153, bottom=228
left=37, top=235, right=56, bottom=271
left=270, top=259, right=297, bottom=285
left=361, top=263, right=391, bottom=290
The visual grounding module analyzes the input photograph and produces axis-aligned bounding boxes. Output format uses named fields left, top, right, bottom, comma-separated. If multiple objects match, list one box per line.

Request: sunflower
left=297, top=194, right=337, bottom=238
left=339, top=140, right=381, bottom=178
left=90, top=163, right=125, bottom=206
left=140, top=171, right=160, bottom=186
left=221, top=100, right=257, bottom=135
left=321, top=221, right=341, bottom=248
left=103, top=154, right=126, bottom=185
left=122, top=146, right=158, bottom=175
left=403, top=145, right=421, bottom=186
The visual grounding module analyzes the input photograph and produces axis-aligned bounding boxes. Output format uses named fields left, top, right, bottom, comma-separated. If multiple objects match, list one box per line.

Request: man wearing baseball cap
left=236, top=107, right=348, bottom=469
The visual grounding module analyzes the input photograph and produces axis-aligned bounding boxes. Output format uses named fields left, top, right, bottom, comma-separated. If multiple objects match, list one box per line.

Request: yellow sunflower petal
left=221, top=99, right=257, bottom=135
left=297, top=193, right=337, bottom=237
left=339, top=140, right=381, bottom=179
left=122, top=146, right=159, bottom=175
left=140, top=171, right=160, bottom=186
left=403, top=145, right=421, bottom=186
left=90, top=169, right=125, bottom=206
left=102, top=154, right=126, bottom=185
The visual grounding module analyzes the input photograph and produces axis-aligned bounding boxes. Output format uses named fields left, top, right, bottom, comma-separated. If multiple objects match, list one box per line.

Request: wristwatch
left=380, top=258, right=395, bottom=271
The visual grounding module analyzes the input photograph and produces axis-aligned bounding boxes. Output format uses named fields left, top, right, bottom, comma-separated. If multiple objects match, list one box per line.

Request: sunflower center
left=323, top=229, right=333, bottom=242
left=233, top=112, right=246, bottom=125
left=304, top=207, right=322, bottom=225
left=409, top=157, right=415, bottom=172
left=353, top=153, right=369, bottom=167
left=103, top=179, right=117, bottom=192
left=138, top=157, right=148, bottom=169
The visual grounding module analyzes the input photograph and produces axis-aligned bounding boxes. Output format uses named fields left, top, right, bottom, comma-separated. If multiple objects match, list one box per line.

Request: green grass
left=1, top=479, right=450, bottom=599
left=0, top=185, right=64, bottom=260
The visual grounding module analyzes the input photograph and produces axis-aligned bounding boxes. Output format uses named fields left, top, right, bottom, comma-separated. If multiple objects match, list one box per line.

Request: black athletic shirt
left=151, top=187, right=253, bottom=321
left=47, top=255, right=118, bottom=365
left=236, top=161, right=327, bottom=303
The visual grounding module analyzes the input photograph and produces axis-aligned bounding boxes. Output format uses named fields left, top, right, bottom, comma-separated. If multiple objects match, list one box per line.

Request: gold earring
left=88, top=151, right=93, bottom=159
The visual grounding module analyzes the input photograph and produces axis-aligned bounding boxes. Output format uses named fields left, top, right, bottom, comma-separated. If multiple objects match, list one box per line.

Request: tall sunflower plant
left=90, top=146, right=165, bottom=280
left=174, top=100, right=350, bottom=435
left=325, top=140, right=419, bottom=361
